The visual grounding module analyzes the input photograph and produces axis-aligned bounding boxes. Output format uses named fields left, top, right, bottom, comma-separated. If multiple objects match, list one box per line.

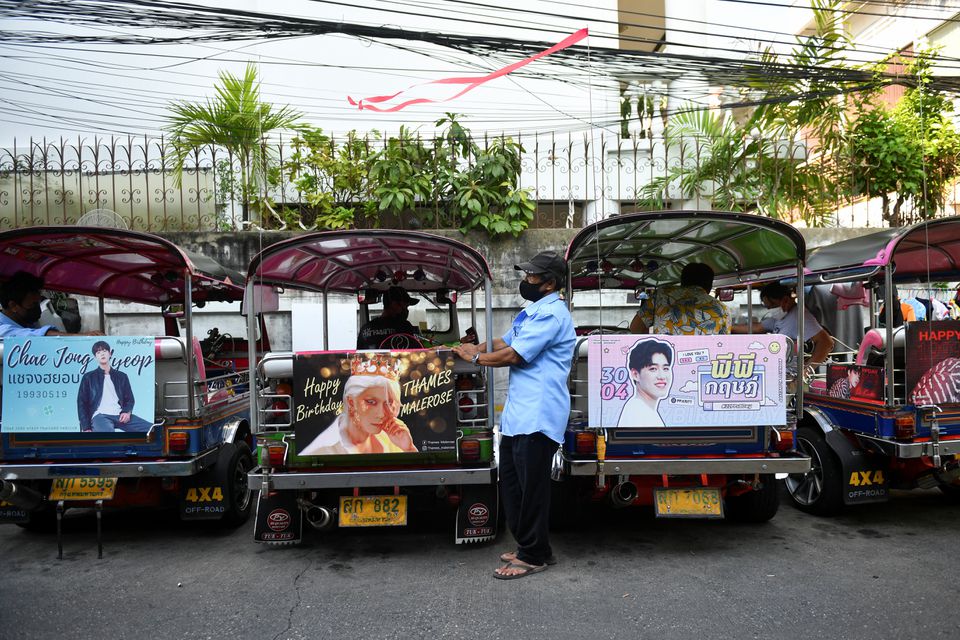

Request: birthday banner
left=588, top=335, right=787, bottom=428
left=293, top=350, right=457, bottom=456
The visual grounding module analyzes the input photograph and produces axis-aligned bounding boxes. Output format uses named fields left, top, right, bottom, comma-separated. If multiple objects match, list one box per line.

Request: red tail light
left=168, top=431, right=189, bottom=452
left=574, top=431, right=597, bottom=455
left=267, top=444, right=287, bottom=468
left=896, top=415, right=916, bottom=439
left=459, top=439, right=481, bottom=462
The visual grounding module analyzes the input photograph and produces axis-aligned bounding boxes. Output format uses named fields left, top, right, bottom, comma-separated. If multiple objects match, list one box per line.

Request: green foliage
left=165, top=63, right=302, bottom=226
left=846, top=50, right=960, bottom=226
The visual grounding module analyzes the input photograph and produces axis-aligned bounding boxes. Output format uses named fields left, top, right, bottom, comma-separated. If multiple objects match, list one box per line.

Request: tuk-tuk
left=244, top=230, right=498, bottom=545
left=0, top=227, right=258, bottom=550
left=556, top=211, right=811, bottom=523
left=787, top=216, right=960, bottom=514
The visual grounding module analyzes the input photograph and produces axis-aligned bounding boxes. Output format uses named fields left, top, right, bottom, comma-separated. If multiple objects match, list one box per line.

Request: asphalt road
left=1, top=487, right=958, bottom=640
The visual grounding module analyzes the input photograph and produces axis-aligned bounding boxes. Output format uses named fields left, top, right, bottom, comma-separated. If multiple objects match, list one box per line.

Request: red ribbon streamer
left=347, top=28, right=589, bottom=113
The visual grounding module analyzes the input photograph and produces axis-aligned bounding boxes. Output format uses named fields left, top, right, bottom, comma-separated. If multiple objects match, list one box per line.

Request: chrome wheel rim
left=784, top=436, right=823, bottom=506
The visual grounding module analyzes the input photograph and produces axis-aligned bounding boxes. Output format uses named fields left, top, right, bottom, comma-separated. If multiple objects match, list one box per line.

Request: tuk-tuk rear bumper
left=565, top=455, right=810, bottom=476
left=856, top=434, right=960, bottom=459
left=0, top=448, right=219, bottom=480
left=248, top=464, right=496, bottom=491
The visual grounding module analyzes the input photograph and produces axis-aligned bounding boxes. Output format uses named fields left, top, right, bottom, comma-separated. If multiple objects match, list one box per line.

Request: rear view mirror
left=358, top=288, right=381, bottom=305
left=715, top=287, right=735, bottom=302
left=162, top=304, right=185, bottom=318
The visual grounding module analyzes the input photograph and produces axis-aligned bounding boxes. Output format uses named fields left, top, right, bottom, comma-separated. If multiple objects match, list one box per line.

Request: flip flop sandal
left=499, top=550, right=557, bottom=565
left=493, top=560, right=548, bottom=580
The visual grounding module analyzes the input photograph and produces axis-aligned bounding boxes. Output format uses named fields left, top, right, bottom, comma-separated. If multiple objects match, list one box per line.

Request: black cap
left=515, top=250, right=566, bottom=284
left=383, top=286, right=419, bottom=306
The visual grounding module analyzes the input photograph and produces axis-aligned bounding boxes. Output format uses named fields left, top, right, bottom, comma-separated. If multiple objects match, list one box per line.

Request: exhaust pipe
left=609, top=481, right=638, bottom=508
left=0, top=480, right=45, bottom=512
left=304, top=505, right=334, bottom=531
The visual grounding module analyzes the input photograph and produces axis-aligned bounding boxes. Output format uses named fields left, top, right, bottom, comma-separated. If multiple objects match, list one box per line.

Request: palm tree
left=166, top=63, right=302, bottom=225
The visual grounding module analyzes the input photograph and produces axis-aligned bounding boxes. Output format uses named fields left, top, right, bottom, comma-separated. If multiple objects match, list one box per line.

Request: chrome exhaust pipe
left=609, top=481, right=638, bottom=508
left=304, top=505, right=334, bottom=530
left=0, top=480, right=45, bottom=511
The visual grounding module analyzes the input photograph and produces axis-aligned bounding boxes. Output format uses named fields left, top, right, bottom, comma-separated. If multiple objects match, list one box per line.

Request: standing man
left=77, top=340, right=153, bottom=433
left=0, top=271, right=101, bottom=337
left=357, top=286, right=424, bottom=349
left=453, top=250, right=575, bottom=580
left=630, top=262, right=731, bottom=335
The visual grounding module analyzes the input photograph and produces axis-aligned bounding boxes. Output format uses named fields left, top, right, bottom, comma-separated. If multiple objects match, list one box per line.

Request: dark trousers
left=499, top=432, right=555, bottom=566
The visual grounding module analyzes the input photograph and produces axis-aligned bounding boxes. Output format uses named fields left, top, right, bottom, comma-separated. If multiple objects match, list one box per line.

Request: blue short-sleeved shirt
left=0, top=313, right=54, bottom=338
left=500, top=292, right=576, bottom=443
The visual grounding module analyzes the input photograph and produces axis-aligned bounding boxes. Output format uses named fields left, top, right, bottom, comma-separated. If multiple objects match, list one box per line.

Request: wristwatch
left=471, top=352, right=481, bottom=366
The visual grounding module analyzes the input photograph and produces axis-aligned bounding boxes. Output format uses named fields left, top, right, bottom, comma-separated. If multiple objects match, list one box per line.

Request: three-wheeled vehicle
left=0, top=227, right=257, bottom=553
left=786, top=216, right=960, bottom=514
left=245, top=230, right=498, bottom=544
left=555, top=211, right=811, bottom=523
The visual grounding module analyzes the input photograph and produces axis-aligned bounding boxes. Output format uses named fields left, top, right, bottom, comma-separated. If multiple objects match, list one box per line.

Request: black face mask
left=519, top=280, right=546, bottom=302
left=397, top=308, right=409, bottom=321
left=22, top=303, right=42, bottom=325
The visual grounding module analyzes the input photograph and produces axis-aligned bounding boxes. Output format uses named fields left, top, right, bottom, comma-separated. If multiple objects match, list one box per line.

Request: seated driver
left=357, top=286, right=424, bottom=350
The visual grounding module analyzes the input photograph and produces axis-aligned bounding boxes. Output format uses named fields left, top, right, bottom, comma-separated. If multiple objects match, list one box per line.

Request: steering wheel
left=379, top=333, right=424, bottom=349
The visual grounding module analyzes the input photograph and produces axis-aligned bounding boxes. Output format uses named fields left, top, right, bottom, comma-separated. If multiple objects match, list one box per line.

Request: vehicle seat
left=568, top=338, right=590, bottom=420
left=154, top=337, right=206, bottom=415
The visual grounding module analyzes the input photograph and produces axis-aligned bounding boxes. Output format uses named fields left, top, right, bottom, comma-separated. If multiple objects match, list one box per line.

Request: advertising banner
left=906, top=320, right=960, bottom=405
left=293, top=350, right=457, bottom=455
left=824, top=364, right=884, bottom=401
left=588, top=335, right=787, bottom=428
left=2, top=336, right=155, bottom=433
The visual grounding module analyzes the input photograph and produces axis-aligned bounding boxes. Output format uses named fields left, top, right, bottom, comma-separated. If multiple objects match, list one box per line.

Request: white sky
left=3, top=0, right=949, bottom=147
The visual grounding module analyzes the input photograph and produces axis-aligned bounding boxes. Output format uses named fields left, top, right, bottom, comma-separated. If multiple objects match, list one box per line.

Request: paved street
left=1, top=487, right=958, bottom=640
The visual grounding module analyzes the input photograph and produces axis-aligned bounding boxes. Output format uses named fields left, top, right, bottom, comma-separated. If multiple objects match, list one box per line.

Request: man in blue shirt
left=0, top=271, right=101, bottom=338
left=453, top=250, right=575, bottom=580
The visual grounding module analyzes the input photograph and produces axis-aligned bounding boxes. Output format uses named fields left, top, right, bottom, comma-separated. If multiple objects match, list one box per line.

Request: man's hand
left=119, top=412, right=131, bottom=424
left=452, top=343, right=480, bottom=361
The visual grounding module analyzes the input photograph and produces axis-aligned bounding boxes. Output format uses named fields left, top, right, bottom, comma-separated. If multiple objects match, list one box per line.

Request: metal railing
left=3, top=133, right=957, bottom=232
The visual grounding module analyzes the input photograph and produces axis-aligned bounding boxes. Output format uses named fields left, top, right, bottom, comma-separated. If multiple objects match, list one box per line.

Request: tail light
left=896, top=415, right=916, bottom=439
left=459, top=439, right=481, bottom=462
left=574, top=431, right=597, bottom=455
left=774, top=428, right=795, bottom=451
left=267, top=443, right=287, bottom=468
left=168, top=431, right=190, bottom=452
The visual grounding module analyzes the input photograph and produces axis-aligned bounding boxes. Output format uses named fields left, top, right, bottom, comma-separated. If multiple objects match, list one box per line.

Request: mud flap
left=825, top=430, right=889, bottom=505
left=0, top=500, right=29, bottom=523
left=179, top=446, right=231, bottom=520
left=455, top=483, right=498, bottom=544
left=254, top=490, right=303, bottom=544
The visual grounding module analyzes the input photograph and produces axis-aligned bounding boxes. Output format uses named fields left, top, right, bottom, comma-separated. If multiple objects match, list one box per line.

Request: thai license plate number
left=653, top=487, right=723, bottom=518
left=49, top=477, right=118, bottom=501
left=338, top=495, right=407, bottom=527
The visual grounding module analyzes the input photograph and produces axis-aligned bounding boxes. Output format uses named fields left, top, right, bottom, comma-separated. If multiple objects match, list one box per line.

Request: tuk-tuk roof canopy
left=806, top=216, right=960, bottom=281
left=246, top=230, right=492, bottom=294
left=0, top=227, right=244, bottom=305
left=565, top=211, right=806, bottom=289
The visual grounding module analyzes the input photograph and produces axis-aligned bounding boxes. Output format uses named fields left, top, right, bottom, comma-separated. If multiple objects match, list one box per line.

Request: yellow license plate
left=49, top=477, right=118, bottom=501
left=653, top=487, right=723, bottom=518
left=338, top=495, right=407, bottom=527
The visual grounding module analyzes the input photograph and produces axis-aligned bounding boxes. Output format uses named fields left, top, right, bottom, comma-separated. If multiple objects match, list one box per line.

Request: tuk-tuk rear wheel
left=784, top=426, right=844, bottom=516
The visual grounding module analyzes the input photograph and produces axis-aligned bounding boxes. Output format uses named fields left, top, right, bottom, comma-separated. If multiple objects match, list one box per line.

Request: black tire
left=784, top=426, right=845, bottom=516
left=15, top=504, right=58, bottom=533
left=725, top=474, right=780, bottom=523
left=218, top=441, right=254, bottom=527
left=938, top=481, right=960, bottom=502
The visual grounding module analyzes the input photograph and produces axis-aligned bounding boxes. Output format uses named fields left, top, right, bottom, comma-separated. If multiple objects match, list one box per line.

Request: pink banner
left=588, top=335, right=788, bottom=428
left=347, top=28, right=588, bottom=112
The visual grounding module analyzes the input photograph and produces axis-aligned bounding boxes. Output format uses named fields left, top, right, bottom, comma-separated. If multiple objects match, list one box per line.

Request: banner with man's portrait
left=2, top=336, right=155, bottom=433
left=587, top=335, right=787, bottom=428
left=293, top=349, right=458, bottom=455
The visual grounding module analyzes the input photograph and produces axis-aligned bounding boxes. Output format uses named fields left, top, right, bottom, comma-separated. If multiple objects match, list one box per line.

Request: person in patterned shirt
left=629, top=263, right=731, bottom=335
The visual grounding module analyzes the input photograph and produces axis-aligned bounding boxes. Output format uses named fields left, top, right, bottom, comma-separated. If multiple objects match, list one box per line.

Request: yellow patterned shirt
left=637, top=285, right=731, bottom=335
